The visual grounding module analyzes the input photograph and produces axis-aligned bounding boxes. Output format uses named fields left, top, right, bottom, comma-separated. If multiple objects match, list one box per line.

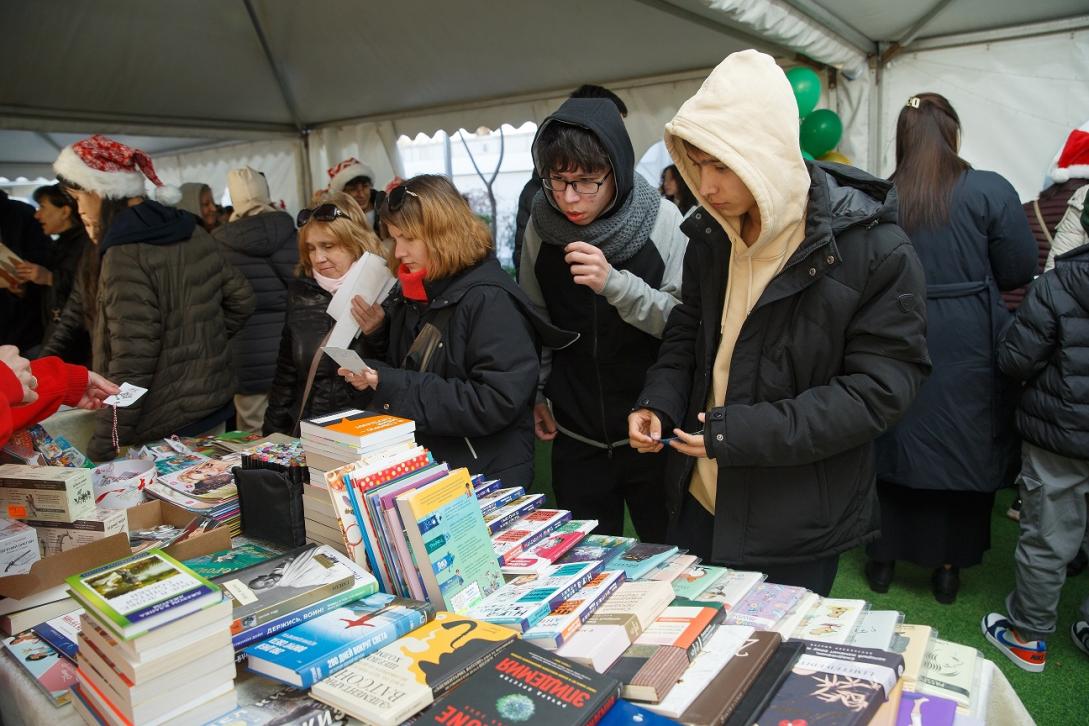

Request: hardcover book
left=310, top=611, right=517, bottom=726
left=476, top=486, right=525, bottom=515
left=522, top=570, right=626, bottom=649
left=482, top=493, right=546, bottom=534
left=723, top=582, right=807, bottom=629
left=722, top=639, right=805, bottom=726
left=791, top=597, right=867, bottom=643
left=798, top=640, right=906, bottom=726
left=671, top=564, right=728, bottom=600
left=181, top=544, right=278, bottom=579
left=466, top=561, right=604, bottom=632
left=33, top=608, right=83, bottom=661
left=243, top=592, right=435, bottom=688
left=66, top=549, right=222, bottom=640
left=415, top=639, right=621, bottom=726
left=300, top=408, right=415, bottom=448
left=501, top=519, right=598, bottom=575
left=679, top=629, right=782, bottom=726
left=610, top=543, right=679, bottom=581
left=396, top=468, right=504, bottom=613
left=755, top=651, right=889, bottom=726
left=896, top=691, right=958, bottom=726
left=687, top=569, right=764, bottom=613
left=559, top=534, right=636, bottom=567
left=644, top=624, right=755, bottom=718
left=491, top=508, right=572, bottom=566
left=3, top=629, right=78, bottom=705
left=213, top=544, right=363, bottom=637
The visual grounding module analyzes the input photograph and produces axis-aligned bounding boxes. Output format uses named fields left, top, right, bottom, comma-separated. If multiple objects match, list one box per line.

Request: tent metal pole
left=880, top=0, right=958, bottom=66
left=777, top=0, right=877, bottom=56
left=0, top=106, right=296, bottom=138
left=909, top=14, right=1089, bottom=52
left=241, top=0, right=305, bottom=134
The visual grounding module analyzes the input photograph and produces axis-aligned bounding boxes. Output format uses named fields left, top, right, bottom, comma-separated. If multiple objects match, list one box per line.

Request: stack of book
left=299, top=408, right=416, bottom=485
left=64, top=549, right=238, bottom=725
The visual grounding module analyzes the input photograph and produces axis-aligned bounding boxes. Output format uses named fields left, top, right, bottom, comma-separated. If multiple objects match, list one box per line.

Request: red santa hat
left=327, top=157, right=375, bottom=192
left=1050, top=129, right=1089, bottom=184
left=53, top=135, right=181, bottom=204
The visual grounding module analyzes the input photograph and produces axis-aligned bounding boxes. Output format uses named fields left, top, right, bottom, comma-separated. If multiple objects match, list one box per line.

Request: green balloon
left=802, top=150, right=815, bottom=161
left=786, top=67, right=822, bottom=117
left=800, top=109, right=843, bottom=158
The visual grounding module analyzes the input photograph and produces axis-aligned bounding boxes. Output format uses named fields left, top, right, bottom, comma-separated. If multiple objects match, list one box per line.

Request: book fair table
left=0, top=412, right=1037, bottom=726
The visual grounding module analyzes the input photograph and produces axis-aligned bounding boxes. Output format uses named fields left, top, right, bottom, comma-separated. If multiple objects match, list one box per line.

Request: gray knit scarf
left=531, top=173, right=660, bottom=265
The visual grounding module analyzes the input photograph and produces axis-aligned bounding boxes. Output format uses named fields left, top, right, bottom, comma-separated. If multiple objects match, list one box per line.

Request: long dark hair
left=660, top=164, right=698, bottom=215
left=55, top=175, right=134, bottom=243
left=891, top=93, right=971, bottom=232
left=32, top=185, right=82, bottom=233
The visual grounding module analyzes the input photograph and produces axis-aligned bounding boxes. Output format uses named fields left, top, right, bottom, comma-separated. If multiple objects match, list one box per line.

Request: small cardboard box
left=0, top=502, right=230, bottom=605
left=0, top=518, right=39, bottom=575
left=125, top=500, right=232, bottom=562
left=26, top=507, right=129, bottom=556
left=0, top=464, right=95, bottom=523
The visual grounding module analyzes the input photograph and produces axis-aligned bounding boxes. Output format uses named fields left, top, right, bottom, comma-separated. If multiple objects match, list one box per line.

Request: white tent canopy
left=2, top=0, right=1087, bottom=209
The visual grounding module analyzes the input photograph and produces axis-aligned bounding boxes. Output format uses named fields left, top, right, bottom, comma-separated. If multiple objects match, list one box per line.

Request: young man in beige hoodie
left=629, top=50, right=930, bottom=595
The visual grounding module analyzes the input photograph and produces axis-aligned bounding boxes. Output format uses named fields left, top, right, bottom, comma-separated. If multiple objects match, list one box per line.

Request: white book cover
left=645, top=625, right=755, bottom=718
left=696, top=569, right=765, bottom=612
left=846, top=610, right=903, bottom=650
left=918, top=638, right=979, bottom=709
left=555, top=621, right=632, bottom=674
left=522, top=570, right=625, bottom=649
left=591, top=580, right=674, bottom=631
left=790, top=597, right=867, bottom=643
left=644, top=553, right=699, bottom=582
left=773, top=591, right=819, bottom=639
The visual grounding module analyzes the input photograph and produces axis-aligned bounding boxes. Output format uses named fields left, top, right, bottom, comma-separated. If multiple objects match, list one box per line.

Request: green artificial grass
left=530, top=441, right=1088, bottom=724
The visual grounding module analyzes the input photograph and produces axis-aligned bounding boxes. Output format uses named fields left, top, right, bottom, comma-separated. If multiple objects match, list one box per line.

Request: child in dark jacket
left=983, top=240, right=1089, bottom=672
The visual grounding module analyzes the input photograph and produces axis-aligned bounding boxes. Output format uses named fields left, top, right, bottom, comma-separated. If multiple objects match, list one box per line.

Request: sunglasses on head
left=296, top=203, right=350, bottom=228
left=387, top=184, right=420, bottom=212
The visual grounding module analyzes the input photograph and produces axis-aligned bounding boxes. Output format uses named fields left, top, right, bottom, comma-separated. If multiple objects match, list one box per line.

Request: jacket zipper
left=590, top=293, right=613, bottom=458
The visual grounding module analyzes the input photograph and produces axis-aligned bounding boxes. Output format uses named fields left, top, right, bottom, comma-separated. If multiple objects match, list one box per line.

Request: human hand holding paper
left=326, top=252, right=396, bottom=348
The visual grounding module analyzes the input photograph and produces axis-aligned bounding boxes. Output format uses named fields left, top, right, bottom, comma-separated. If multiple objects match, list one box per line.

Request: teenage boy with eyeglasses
left=519, top=98, right=689, bottom=541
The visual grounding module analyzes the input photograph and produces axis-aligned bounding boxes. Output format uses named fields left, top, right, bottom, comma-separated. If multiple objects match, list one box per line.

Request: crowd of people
left=2, top=50, right=1088, bottom=674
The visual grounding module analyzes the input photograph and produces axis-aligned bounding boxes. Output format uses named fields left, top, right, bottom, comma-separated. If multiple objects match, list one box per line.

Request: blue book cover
left=243, top=592, right=435, bottom=688
left=559, top=535, right=637, bottom=566
left=611, top=543, right=678, bottom=580
left=599, top=699, right=680, bottom=725
left=473, top=477, right=502, bottom=498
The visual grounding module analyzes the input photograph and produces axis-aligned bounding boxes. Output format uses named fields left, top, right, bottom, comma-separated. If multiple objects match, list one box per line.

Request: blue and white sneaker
left=981, top=612, right=1046, bottom=672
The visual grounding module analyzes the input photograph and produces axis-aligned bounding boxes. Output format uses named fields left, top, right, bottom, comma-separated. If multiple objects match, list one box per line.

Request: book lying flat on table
left=522, top=570, right=626, bottom=650
left=243, top=592, right=435, bottom=688
left=310, top=611, right=517, bottom=726
left=300, top=408, right=415, bottom=449
left=679, top=629, right=782, bottom=726
left=416, top=639, right=622, bottom=726
left=66, top=549, right=222, bottom=641
left=502, top=519, right=598, bottom=576
left=466, top=561, right=604, bottom=633
left=2, top=628, right=77, bottom=705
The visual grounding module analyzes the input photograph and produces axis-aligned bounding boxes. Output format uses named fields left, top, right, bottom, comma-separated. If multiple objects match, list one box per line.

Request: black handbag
left=233, top=467, right=306, bottom=548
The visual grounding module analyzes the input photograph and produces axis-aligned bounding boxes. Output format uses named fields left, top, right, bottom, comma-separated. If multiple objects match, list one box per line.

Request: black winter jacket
left=360, top=258, right=576, bottom=486
left=1, top=190, right=52, bottom=349
left=263, top=276, right=363, bottom=436
left=637, top=163, right=931, bottom=567
left=998, top=244, right=1089, bottom=459
left=876, top=170, right=1037, bottom=493
left=90, top=202, right=256, bottom=460
left=213, top=212, right=298, bottom=393
left=37, top=227, right=93, bottom=365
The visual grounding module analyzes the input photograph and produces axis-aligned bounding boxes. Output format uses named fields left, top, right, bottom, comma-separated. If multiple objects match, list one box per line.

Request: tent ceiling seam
left=241, top=0, right=305, bottom=134
left=776, top=0, right=877, bottom=54
left=880, top=0, right=958, bottom=66
left=632, top=0, right=792, bottom=59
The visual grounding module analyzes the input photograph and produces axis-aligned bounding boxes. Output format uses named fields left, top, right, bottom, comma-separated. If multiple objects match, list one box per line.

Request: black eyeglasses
left=541, top=169, right=613, bottom=195
left=296, top=203, right=350, bottom=228
left=387, top=184, right=420, bottom=212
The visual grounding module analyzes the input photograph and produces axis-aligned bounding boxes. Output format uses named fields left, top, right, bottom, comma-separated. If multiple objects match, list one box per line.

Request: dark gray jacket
left=213, top=212, right=298, bottom=393
left=637, top=163, right=930, bottom=567
left=998, top=244, right=1089, bottom=460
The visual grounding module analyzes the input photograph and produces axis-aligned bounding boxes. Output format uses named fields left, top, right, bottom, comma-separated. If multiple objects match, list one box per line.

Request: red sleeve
left=0, top=357, right=88, bottom=447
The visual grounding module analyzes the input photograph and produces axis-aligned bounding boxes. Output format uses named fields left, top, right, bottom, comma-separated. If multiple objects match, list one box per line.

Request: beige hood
left=664, top=49, right=810, bottom=250
left=228, top=167, right=279, bottom=221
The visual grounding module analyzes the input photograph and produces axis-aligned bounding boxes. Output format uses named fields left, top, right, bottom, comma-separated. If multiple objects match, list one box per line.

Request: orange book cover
left=324, top=412, right=411, bottom=438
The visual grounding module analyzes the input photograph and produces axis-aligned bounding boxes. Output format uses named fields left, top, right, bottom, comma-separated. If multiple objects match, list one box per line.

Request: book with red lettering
left=415, top=639, right=621, bottom=726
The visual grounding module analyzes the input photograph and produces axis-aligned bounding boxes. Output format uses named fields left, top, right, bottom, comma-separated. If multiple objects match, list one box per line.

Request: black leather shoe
left=865, top=560, right=895, bottom=593
left=932, top=566, right=960, bottom=604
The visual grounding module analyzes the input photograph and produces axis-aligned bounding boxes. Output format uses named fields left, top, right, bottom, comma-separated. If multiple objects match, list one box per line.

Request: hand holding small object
left=350, top=295, right=385, bottom=335
left=667, top=412, right=708, bottom=458
left=564, top=241, right=612, bottom=294
left=339, top=367, right=380, bottom=391
left=78, top=372, right=121, bottom=410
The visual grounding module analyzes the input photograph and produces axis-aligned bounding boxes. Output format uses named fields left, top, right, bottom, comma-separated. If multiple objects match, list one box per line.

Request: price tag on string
left=103, top=382, right=148, bottom=408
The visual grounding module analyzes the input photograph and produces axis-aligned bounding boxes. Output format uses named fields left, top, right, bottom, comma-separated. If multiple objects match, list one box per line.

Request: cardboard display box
left=26, top=507, right=129, bottom=557
left=0, top=464, right=95, bottom=523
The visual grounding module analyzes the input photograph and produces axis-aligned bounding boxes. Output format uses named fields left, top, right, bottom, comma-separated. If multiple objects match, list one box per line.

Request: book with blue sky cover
left=244, top=592, right=435, bottom=687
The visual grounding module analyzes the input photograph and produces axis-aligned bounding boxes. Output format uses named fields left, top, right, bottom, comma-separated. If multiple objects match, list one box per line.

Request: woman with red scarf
left=341, top=175, right=574, bottom=486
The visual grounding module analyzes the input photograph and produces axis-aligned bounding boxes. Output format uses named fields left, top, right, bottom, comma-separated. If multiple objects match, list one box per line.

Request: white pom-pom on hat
left=153, top=184, right=182, bottom=206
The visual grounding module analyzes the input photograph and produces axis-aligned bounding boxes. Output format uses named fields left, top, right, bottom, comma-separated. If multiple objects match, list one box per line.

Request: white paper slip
left=325, top=253, right=396, bottom=348
left=322, top=347, right=374, bottom=373
left=103, top=382, right=148, bottom=407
